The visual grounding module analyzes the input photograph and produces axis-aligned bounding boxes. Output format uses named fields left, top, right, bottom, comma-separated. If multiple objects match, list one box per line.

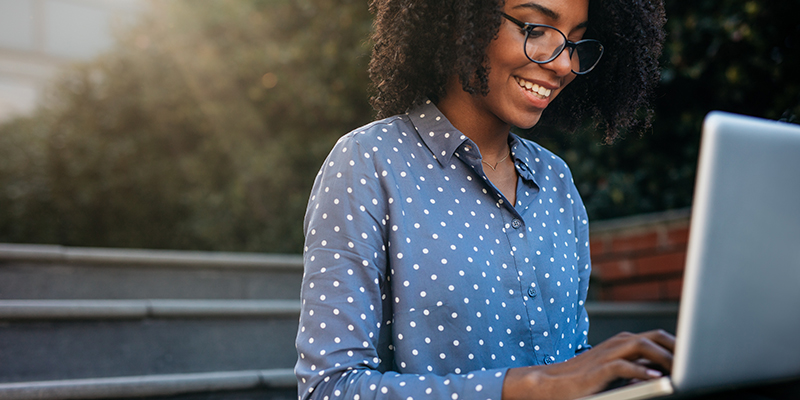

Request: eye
left=526, top=25, right=547, bottom=39
left=527, top=31, right=545, bottom=39
left=568, top=28, right=589, bottom=43
left=568, top=34, right=586, bottom=43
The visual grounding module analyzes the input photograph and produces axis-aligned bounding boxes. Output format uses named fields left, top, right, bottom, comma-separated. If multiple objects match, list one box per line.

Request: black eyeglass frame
left=502, top=13, right=604, bottom=75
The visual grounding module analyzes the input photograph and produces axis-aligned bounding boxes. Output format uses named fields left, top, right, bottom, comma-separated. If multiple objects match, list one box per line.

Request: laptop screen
left=673, top=112, right=800, bottom=391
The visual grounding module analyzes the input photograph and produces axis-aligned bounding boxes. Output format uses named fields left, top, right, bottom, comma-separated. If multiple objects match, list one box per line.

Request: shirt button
left=511, top=219, right=522, bottom=229
left=543, top=356, right=554, bottom=365
left=527, top=287, right=537, bottom=298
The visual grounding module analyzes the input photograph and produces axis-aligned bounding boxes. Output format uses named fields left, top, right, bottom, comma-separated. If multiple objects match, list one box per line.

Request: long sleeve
left=296, top=131, right=507, bottom=400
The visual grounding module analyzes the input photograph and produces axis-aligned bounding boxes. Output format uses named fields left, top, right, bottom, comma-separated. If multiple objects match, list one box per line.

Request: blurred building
left=0, top=0, right=142, bottom=122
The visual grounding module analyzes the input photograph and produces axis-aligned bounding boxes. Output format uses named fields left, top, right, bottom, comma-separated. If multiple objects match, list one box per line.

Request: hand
left=502, top=329, right=676, bottom=400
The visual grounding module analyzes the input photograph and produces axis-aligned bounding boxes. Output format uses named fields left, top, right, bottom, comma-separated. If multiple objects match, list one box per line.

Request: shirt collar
left=407, top=98, right=540, bottom=189
left=508, top=133, right=539, bottom=187
left=407, top=99, right=469, bottom=168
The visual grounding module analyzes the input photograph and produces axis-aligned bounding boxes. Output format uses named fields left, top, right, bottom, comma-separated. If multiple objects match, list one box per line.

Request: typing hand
left=502, top=329, right=675, bottom=400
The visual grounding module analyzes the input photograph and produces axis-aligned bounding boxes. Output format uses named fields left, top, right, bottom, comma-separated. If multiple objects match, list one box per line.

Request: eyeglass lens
left=524, top=26, right=602, bottom=73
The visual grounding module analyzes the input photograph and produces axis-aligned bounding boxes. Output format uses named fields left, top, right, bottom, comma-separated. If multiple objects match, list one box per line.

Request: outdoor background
left=1, top=0, right=798, bottom=254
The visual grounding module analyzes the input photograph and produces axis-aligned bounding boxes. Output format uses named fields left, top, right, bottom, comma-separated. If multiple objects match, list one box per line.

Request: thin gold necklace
left=481, top=150, right=511, bottom=171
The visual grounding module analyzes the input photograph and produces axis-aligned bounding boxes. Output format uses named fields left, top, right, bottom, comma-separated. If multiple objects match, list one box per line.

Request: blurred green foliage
left=0, top=0, right=373, bottom=252
left=0, top=0, right=798, bottom=252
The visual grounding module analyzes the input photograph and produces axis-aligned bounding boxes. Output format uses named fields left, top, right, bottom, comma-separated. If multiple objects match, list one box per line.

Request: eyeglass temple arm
left=501, top=13, right=527, bottom=29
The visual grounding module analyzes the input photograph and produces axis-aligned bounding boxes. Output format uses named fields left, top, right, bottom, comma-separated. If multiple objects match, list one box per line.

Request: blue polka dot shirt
left=296, top=99, right=592, bottom=400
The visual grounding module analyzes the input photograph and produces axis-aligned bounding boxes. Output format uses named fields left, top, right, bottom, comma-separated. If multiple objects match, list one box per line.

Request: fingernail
left=646, top=369, right=663, bottom=378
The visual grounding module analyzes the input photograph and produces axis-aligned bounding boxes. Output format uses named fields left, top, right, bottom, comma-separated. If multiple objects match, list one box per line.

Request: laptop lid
left=672, top=111, right=800, bottom=392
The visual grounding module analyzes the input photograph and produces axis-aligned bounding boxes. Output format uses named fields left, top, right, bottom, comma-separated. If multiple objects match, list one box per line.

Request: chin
left=510, top=112, right=543, bottom=130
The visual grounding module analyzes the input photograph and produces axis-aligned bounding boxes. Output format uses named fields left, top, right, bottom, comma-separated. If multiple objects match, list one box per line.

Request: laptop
left=579, top=111, right=800, bottom=400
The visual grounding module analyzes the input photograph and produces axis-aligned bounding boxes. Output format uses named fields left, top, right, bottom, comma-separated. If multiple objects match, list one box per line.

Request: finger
left=588, top=331, right=675, bottom=373
left=632, top=358, right=672, bottom=377
left=607, top=359, right=666, bottom=382
left=601, top=333, right=671, bottom=361
left=641, top=329, right=676, bottom=352
left=621, top=335, right=674, bottom=373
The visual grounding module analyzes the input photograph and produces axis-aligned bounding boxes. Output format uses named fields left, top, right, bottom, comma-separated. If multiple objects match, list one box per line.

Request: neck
left=436, top=78, right=511, bottom=161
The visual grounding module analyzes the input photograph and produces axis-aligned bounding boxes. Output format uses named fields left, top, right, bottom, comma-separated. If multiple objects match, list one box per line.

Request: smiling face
left=441, top=0, right=590, bottom=134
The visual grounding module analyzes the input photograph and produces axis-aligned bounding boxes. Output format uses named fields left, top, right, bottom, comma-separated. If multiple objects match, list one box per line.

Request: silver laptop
left=580, top=111, right=800, bottom=400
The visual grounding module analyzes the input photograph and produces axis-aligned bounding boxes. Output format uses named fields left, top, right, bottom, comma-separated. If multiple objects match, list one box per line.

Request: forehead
left=504, top=0, right=589, bottom=23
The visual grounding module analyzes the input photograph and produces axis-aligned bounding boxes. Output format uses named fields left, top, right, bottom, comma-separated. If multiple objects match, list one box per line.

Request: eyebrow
left=512, top=2, right=589, bottom=30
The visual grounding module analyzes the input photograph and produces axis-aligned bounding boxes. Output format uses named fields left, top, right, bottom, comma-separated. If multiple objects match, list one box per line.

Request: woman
left=296, top=0, right=672, bottom=399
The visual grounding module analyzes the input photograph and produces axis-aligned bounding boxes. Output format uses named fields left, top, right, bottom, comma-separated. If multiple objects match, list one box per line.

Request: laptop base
left=577, top=377, right=673, bottom=400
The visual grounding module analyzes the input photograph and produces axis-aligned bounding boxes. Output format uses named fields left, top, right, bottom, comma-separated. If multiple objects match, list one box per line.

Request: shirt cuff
left=464, top=367, right=508, bottom=400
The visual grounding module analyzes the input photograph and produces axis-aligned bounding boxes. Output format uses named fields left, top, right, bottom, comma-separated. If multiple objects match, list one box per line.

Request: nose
left=541, top=47, right=573, bottom=77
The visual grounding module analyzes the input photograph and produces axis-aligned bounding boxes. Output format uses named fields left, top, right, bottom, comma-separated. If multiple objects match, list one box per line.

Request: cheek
left=486, top=31, right=528, bottom=74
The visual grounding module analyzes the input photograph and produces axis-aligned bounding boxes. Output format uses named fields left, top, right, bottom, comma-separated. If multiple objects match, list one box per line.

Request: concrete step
left=0, top=244, right=303, bottom=300
left=0, top=369, right=296, bottom=400
left=0, top=299, right=677, bottom=383
left=0, top=300, right=301, bottom=384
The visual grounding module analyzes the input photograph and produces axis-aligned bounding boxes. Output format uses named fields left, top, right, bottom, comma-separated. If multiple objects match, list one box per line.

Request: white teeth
left=516, top=77, right=552, bottom=98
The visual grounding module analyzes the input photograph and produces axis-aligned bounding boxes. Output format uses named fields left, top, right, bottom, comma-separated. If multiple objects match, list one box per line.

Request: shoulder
left=335, top=114, right=415, bottom=150
left=313, top=114, right=420, bottom=184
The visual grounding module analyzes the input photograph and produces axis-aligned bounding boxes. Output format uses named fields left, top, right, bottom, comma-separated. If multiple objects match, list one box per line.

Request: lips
left=515, top=77, right=553, bottom=99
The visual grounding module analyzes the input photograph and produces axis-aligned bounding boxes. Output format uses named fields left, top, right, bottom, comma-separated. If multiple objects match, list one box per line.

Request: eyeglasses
left=502, top=13, right=604, bottom=75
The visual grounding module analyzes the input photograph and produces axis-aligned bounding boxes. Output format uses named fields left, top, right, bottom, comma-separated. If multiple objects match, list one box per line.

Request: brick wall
left=588, top=208, right=691, bottom=302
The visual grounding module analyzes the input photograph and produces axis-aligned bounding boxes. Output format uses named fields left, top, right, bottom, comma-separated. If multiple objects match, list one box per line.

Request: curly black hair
left=368, top=0, right=666, bottom=142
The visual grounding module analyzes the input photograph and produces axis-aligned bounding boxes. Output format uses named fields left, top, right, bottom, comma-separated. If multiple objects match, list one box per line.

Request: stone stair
left=0, top=243, right=303, bottom=399
left=0, top=243, right=678, bottom=399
